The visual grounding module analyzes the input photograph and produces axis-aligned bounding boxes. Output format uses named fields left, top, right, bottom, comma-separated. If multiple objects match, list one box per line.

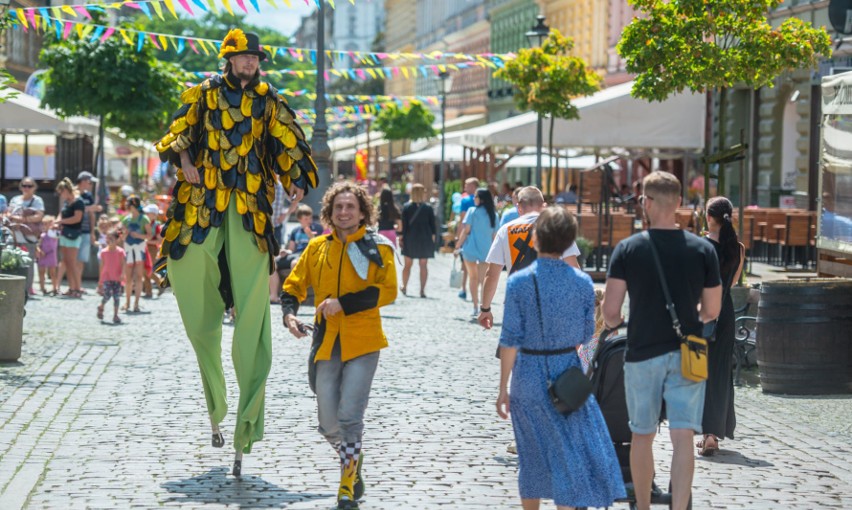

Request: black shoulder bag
left=520, top=273, right=592, bottom=415
left=643, top=231, right=709, bottom=382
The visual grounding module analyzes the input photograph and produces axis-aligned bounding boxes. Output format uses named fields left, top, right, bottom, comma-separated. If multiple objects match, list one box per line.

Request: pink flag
left=149, top=33, right=161, bottom=49
left=392, top=68, right=400, bottom=78
left=101, top=27, right=115, bottom=42
left=355, top=69, right=366, bottom=80
left=176, top=0, right=195, bottom=15
left=25, top=9, right=36, bottom=28
left=73, top=5, right=92, bottom=19
left=188, top=39, right=199, bottom=54
left=62, top=21, right=73, bottom=39
left=235, top=0, right=248, bottom=12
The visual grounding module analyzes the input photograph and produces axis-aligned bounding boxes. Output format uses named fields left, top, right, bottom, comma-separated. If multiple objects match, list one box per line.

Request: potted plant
left=575, top=236, right=593, bottom=268
left=1, top=244, right=32, bottom=277
left=0, top=226, right=30, bottom=362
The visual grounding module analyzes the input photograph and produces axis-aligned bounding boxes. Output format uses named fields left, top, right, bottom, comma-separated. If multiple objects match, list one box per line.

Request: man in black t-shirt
left=602, top=171, right=721, bottom=510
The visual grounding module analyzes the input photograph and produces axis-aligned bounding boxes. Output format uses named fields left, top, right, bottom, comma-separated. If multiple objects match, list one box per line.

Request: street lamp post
left=525, top=14, right=550, bottom=189
left=305, top=1, right=331, bottom=214
left=437, top=71, right=453, bottom=249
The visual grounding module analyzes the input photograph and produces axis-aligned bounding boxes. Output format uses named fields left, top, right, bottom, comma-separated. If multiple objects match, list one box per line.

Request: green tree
left=40, top=28, right=184, bottom=195
left=0, top=10, right=18, bottom=104
left=495, top=29, right=602, bottom=187
left=138, top=12, right=315, bottom=110
left=372, top=101, right=437, bottom=177
left=617, top=0, right=831, bottom=195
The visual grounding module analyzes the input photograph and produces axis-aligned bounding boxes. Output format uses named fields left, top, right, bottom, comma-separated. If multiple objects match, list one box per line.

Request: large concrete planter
left=0, top=274, right=26, bottom=362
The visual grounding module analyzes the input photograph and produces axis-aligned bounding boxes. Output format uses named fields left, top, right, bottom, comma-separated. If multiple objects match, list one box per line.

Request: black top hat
left=218, top=28, right=267, bottom=61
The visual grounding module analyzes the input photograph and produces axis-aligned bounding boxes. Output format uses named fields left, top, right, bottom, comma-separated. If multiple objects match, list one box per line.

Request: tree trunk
left=548, top=115, right=555, bottom=195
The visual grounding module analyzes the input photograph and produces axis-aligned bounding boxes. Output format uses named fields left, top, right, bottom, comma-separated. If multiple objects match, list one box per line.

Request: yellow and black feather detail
left=154, top=74, right=318, bottom=268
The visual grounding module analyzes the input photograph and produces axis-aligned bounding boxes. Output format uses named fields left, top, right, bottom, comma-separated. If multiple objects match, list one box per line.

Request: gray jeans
left=315, top=342, right=380, bottom=445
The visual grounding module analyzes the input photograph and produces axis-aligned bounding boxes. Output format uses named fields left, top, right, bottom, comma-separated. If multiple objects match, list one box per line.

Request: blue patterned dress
left=499, top=259, right=626, bottom=507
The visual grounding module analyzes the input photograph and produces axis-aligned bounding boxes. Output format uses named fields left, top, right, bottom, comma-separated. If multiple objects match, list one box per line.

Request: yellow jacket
left=283, top=225, right=397, bottom=362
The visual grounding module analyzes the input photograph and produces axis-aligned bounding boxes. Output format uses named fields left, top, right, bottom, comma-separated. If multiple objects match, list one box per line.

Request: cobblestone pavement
left=1, top=254, right=850, bottom=509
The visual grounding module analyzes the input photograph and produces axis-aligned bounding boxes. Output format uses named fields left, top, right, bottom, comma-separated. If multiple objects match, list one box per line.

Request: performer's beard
left=233, top=69, right=257, bottom=83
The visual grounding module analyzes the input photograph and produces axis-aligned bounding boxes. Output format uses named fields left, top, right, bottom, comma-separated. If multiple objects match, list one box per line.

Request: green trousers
left=168, top=199, right=272, bottom=454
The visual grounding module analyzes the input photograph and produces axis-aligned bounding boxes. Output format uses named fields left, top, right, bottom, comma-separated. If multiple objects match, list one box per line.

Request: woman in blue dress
left=454, top=188, right=499, bottom=316
left=497, top=206, right=625, bottom=509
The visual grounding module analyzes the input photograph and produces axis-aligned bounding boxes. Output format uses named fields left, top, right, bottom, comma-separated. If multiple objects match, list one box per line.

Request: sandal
left=400, top=286, right=407, bottom=296
left=97, top=305, right=104, bottom=321
left=697, top=434, right=718, bottom=456
left=113, top=316, right=122, bottom=324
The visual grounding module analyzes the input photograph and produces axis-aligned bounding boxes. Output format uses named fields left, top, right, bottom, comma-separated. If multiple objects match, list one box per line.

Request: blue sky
left=244, top=3, right=315, bottom=38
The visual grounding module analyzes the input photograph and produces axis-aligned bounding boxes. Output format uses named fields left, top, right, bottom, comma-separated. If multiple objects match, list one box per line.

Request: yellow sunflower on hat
left=218, top=28, right=249, bottom=59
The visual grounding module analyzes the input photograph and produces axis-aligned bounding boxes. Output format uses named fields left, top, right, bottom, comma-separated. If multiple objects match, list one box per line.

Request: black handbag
left=522, top=274, right=592, bottom=416
left=307, top=318, right=325, bottom=394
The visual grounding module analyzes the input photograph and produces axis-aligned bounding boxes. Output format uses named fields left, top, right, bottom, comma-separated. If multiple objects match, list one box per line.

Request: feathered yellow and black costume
left=155, top=71, right=317, bottom=268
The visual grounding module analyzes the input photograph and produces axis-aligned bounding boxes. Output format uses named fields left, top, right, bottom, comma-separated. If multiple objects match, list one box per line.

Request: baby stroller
left=586, top=324, right=692, bottom=510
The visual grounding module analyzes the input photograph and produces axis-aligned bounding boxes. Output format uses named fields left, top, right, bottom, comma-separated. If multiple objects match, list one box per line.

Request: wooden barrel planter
left=756, top=279, right=852, bottom=395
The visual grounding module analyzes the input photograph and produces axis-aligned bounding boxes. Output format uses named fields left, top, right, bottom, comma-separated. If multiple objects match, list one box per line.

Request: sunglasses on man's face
left=20, top=184, right=35, bottom=189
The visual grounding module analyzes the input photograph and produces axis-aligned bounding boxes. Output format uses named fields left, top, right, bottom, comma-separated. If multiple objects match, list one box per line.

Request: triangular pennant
left=138, top=2, right=153, bottom=19
left=159, top=34, right=169, bottom=50
left=177, top=37, right=186, bottom=53
left=119, top=29, right=133, bottom=45
left=235, top=0, right=248, bottom=12
left=249, top=0, right=259, bottom=11
left=151, top=1, right=165, bottom=20
left=101, top=27, right=115, bottom=43
left=61, top=5, right=76, bottom=17
left=163, top=0, right=178, bottom=17
left=221, top=0, right=234, bottom=15
left=137, top=32, right=145, bottom=52
left=176, top=0, right=195, bottom=15
left=207, top=0, right=218, bottom=12
left=149, top=33, right=162, bottom=50
left=191, top=0, right=208, bottom=11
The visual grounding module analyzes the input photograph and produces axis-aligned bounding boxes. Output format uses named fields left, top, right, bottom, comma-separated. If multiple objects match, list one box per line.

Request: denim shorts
left=623, top=350, right=706, bottom=434
left=59, top=235, right=83, bottom=249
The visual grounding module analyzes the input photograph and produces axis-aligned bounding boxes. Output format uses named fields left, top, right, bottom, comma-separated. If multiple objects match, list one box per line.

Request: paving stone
left=1, top=255, right=850, bottom=508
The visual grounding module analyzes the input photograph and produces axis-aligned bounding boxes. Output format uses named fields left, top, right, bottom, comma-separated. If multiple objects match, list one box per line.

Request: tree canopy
left=40, top=31, right=184, bottom=141
left=617, top=0, right=832, bottom=101
left=495, top=29, right=601, bottom=121
left=372, top=101, right=436, bottom=142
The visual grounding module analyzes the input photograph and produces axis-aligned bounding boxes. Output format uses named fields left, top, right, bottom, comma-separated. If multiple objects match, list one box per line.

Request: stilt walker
left=153, top=28, right=318, bottom=476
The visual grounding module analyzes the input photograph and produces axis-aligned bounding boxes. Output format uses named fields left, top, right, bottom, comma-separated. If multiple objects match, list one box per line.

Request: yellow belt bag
left=680, top=335, right=709, bottom=382
left=643, top=232, right=709, bottom=383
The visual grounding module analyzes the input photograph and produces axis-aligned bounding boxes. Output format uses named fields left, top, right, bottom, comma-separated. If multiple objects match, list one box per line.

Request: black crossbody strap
left=642, top=231, right=683, bottom=339
left=531, top=273, right=545, bottom=337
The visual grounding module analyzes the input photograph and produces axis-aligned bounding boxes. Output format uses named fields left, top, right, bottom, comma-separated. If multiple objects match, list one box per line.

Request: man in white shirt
left=477, top=186, right=580, bottom=329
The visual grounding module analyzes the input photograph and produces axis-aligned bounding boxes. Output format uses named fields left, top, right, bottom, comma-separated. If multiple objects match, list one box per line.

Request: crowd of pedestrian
left=2, top=26, right=742, bottom=510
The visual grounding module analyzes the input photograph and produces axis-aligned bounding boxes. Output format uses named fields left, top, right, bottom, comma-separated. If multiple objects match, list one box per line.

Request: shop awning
left=458, top=81, right=706, bottom=150
left=394, top=144, right=465, bottom=163
left=0, top=92, right=97, bottom=134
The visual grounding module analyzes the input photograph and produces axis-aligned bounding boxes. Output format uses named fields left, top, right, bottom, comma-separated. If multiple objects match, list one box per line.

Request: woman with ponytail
left=698, top=196, right=745, bottom=456
left=53, top=178, right=85, bottom=298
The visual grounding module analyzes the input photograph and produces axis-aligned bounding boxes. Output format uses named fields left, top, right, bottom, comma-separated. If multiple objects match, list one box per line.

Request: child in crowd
left=142, top=204, right=163, bottom=298
left=95, top=215, right=112, bottom=295
left=98, top=230, right=126, bottom=324
left=578, top=288, right=605, bottom=372
left=36, top=215, right=59, bottom=296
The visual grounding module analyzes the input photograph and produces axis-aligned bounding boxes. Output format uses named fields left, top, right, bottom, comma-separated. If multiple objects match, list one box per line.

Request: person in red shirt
left=98, top=230, right=127, bottom=324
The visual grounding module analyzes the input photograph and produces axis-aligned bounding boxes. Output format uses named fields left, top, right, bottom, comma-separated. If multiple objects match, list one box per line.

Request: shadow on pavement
left=698, top=450, right=773, bottom=468
left=161, top=467, right=330, bottom=508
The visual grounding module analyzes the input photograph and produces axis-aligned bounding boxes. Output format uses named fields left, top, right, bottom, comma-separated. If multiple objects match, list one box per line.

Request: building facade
left=413, top=0, right=489, bottom=119
left=536, top=0, right=608, bottom=71
left=383, top=0, right=418, bottom=100
left=486, top=0, right=540, bottom=122
left=331, top=1, right=385, bottom=70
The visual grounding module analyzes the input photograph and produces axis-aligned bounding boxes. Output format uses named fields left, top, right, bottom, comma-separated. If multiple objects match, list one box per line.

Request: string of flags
left=5, top=6, right=515, bottom=65
left=185, top=60, right=500, bottom=83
